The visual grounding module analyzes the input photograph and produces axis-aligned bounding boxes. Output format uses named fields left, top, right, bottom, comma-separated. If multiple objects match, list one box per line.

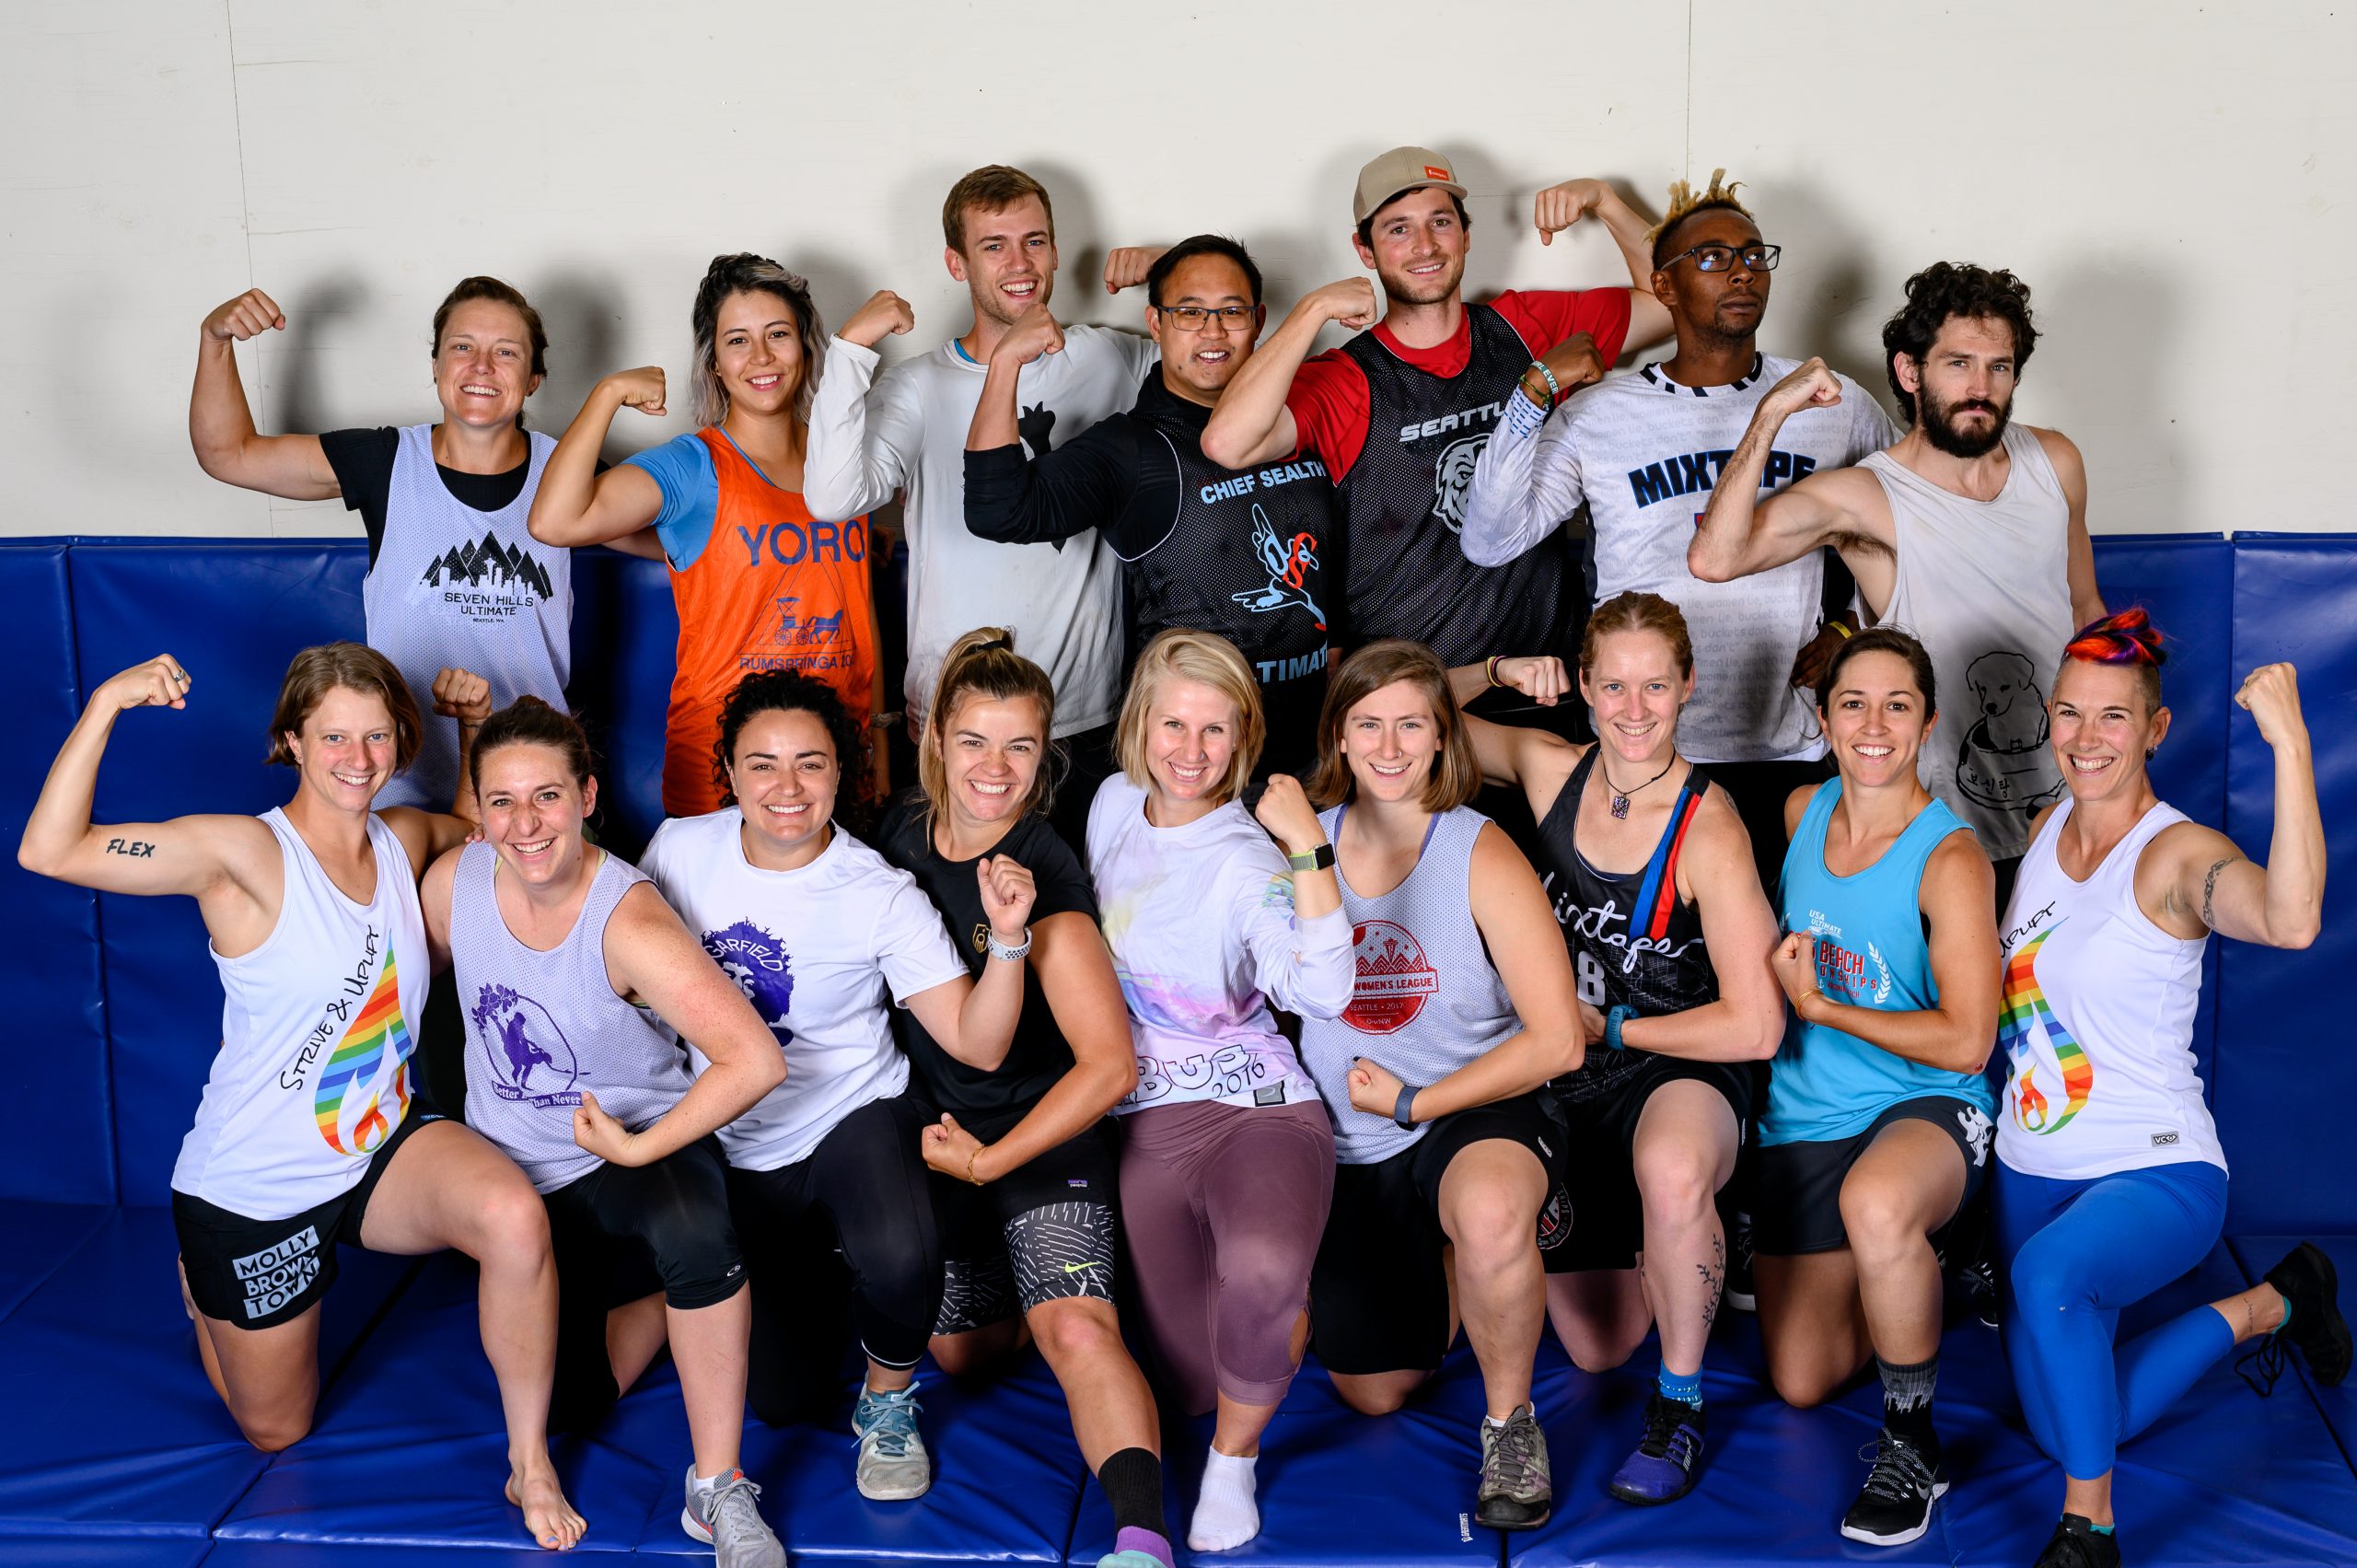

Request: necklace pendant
left=1610, top=794, right=1631, bottom=819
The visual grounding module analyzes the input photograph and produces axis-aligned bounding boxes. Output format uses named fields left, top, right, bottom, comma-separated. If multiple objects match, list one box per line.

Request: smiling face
left=475, top=741, right=597, bottom=888
left=1148, top=253, right=1260, bottom=405
left=1341, top=679, right=1442, bottom=804
left=1821, top=648, right=1936, bottom=788
left=936, top=691, right=1048, bottom=831
left=727, top=707, right=839, bottom=865
left=1580, top=628, right=1693, bottom=768
left=1141, top=678, right=1239, bottom=824
left=1354, top=187, right=1469, bottom=308
left=433, top=299, right=541, bottom=430
left=284, top=685, right=401, bottom=813
left=2050, top=659, right=2168, bottom=804
left=947, top=194, right=1058, bottom=329
left=1652, top=207, right=1771, bottom=348
left=713, top=288, right=807, bottom=420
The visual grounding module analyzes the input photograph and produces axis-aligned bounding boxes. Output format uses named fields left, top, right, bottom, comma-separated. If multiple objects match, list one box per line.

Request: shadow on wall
left=1761, top=183, right=1883, bottom=395
left=270, top=273, right=368, bottom=434
left=2038, top=260, right=2184, bottom=533
left=531, top=272, right=622, bottom=445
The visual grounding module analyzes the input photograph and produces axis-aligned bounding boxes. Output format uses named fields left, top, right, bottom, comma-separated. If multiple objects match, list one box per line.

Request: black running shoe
left=1839, top=1427, right=1948, bottom=1547
left=2033, top=1514, right=2121, bottom=1568
left=2239, top=1241, right=2352, bottom=1393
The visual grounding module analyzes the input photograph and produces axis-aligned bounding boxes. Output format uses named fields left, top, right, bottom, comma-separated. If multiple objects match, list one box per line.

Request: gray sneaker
left=680, top=1467, right=786, bottom=1568
left=852, top=1381, right=933, bottom=1500
left=1476, top=1402, right=1552, bottom=1531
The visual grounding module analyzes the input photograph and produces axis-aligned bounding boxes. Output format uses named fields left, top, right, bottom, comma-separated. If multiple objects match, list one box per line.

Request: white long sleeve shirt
left=1460, top=355, right=1896, bottom=764
left=803, top=328, right=1157, bottom=736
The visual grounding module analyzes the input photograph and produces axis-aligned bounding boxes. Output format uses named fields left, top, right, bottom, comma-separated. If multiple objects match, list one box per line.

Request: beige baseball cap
left=1352, top=146, right=1468, bottom=226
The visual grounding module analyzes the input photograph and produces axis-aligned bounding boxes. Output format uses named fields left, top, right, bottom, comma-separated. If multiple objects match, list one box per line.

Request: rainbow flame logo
left=1999, top=925, right=2090, bottom=1134
left=315, top=946, right=413, bottom=1155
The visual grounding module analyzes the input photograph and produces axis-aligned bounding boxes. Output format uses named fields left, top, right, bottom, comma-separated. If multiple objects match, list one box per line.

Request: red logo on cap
left=1423, top=165, right=1452, bottom=180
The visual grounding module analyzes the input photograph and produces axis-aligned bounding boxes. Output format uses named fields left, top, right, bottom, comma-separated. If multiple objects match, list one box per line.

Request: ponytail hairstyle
left=1579, top=590, right=1696, bottom=681
left=431, top=276, right=548, bottom=428
left=690, top=253, right=828, bottom=427
left=920, top=627, right=1061, bottom=825
left=1116, top=629, right=1266, bottom=810
left=2061, top=607, right=2167, bottom=713
left=265, top=642, right=423, bottom=772
left=1816, top=625, right=1939, bottom=718
left=470, top=696, right=595, bottom=793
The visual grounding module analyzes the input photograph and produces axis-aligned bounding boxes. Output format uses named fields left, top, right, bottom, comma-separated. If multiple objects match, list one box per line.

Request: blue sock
left=2276, top=1289, right=2294, bottom=1333
left=1657, top=1365, right=1703, bottom=1407
left=2092, top=1523, right=2116, bottom=1536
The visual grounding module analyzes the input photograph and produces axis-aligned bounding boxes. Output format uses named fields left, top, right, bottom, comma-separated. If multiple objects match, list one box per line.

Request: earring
left=2144, top=747, right=2157, bottom=761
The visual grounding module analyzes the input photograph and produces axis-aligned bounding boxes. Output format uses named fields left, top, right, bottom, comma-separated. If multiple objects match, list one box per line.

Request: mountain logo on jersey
left=2000, top=923, right=2091, bottom=1135
left=1343, top=920, right=1439, bottom=1034
left=1956, top=650, right=2066, bottom=819
left=1230, top=505, right=1326, bottom=629
left=1431, top=434, right=1489, bottom=535
left=470, top=982, right=584, bottom=1108
left=316, top=941, right=413, bottom=1155
left=419, top=527, right=555, bottom=602
left=703, top=920, right=795, bottom=1048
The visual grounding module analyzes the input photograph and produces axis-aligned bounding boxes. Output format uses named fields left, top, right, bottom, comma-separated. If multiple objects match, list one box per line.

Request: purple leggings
left=1118, top=1098, right=1335, bottom=1414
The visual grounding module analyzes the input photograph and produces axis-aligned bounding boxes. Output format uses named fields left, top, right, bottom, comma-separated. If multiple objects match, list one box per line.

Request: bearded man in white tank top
left=1686, top=263, right=2108, bottom=910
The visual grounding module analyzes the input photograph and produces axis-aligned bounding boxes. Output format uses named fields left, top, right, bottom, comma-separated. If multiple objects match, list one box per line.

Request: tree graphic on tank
left=470, top=981, right=583, bottom=1107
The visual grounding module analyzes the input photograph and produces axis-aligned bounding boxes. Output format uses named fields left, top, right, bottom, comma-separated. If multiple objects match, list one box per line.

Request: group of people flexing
left=17, top=148, right=2344, bottom=1568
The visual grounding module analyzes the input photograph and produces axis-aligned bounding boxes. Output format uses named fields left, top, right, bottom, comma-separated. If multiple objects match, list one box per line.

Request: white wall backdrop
left=3, top=0, right=2347, bottom=540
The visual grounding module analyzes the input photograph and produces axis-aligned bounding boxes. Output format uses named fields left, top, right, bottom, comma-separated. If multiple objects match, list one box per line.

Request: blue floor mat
left=0, top=1201, right=109, bottom=1325
left=0, top=1537, right=212, bottom=1568
left=0, top=1207, right=417, bottom=1539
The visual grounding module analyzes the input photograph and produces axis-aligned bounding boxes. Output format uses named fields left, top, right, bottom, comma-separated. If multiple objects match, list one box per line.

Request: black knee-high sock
left=1877, top=1353, right=1940, bottom=1449
left=1097, top=1446, right=1167, bottom=1536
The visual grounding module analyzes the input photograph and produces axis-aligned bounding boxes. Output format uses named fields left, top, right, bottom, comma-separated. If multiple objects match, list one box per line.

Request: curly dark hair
left=1880, top=262, right=2038, bottom=424
left=711, top=668, right=869, bottom=821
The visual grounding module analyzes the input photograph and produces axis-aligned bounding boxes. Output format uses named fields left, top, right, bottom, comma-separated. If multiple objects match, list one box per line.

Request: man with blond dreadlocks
left=1461, top=171, right=1897, bottom=884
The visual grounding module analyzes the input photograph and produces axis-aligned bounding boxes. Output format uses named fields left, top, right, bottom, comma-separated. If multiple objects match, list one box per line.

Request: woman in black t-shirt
left=872, top=626, right=1177, bottom=1568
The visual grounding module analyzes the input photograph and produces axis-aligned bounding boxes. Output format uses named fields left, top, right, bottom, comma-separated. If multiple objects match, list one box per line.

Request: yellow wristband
left=1829, top=621, right=1853, bottom=640
left=1485, top=655, right=1504, bottom=689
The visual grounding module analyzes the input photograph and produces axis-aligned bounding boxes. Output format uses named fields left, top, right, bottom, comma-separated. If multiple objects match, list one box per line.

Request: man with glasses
left=964, top=235, right=1338, bottom=778
left=1201, top=148, right=1669, bottom=713
left=1461, top=171, right=1896, bottom=874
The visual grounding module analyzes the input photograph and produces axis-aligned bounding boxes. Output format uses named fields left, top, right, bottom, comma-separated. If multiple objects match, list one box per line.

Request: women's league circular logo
left=1342, top=919, right=1440, bottom=1034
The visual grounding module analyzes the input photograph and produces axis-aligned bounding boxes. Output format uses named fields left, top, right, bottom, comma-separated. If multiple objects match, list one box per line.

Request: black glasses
left=1662, top=242, right=1782, bottom=273
left=1155, top=304, right=1257, bottom=331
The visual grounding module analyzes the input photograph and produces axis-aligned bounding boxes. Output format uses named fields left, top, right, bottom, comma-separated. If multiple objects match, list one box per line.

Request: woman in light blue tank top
left=424, top=697, right=794, bottom=1565
left=1754, top=627, right=2002, bottom=1551
left=1296, top=640, right=1584, bottom=1533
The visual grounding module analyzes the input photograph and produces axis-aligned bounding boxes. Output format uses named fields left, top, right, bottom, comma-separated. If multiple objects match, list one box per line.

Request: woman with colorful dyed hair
left=1458, top=590, right=1785, bottom=1507
left=15, top=645, right=588, bottom=1551
left=1991, top=610, right=2345, bottom=1568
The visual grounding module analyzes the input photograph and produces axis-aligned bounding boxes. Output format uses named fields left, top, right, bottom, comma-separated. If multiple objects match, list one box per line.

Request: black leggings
left=541, top=1136, right=742, bottom=1434
left=726, top=1094, right=942, bottom=1425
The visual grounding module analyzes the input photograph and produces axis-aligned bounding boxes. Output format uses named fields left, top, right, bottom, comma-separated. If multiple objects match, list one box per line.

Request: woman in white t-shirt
left=1993, top=611, right=2345, bottom=1568
left=1090, top=629, right=1353, bottom=1555
left=17, top=644, right=586, bottom=1551
left=635, top=668, right=1032, bottom=1504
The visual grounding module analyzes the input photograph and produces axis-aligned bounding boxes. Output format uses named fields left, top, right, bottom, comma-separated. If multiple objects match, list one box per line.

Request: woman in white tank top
left=17, top=643, right=588, bottom=1551
left=1992, top=611, right=2345, bottom=1568
left=1295, top=640, right=1584, bottom=1533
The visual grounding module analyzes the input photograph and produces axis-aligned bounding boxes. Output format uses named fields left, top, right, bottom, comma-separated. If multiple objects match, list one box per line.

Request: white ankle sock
left=1188, top=1448, right=1260, bottom=1552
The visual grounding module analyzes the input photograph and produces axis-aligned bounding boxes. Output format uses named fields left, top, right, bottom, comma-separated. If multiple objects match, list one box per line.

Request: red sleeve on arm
left=1283, top=351, right=1370, bottom=482
left=1493, top=287, right=1636, bottom=367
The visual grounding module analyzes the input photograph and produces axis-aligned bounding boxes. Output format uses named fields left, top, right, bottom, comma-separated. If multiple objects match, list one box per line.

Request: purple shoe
left=1608, top=1394, right=1705, bottom=1505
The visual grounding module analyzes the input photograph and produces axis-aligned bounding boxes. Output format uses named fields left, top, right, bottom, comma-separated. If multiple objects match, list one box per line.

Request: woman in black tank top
left=1462, top=591, right=1783, bottom=1507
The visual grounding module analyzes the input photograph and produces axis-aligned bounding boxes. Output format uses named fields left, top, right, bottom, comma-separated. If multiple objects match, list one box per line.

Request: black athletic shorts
left=1310, top=1092, right=1565, bottom=1376
left=172, top=1108, right=442, bottom=1330
left=1754, top=1094, right=1995, bottom=1257
left=931, top=1116, right=1120, bottom=1333
left=1543, top=1053, right=1753, bottom=1274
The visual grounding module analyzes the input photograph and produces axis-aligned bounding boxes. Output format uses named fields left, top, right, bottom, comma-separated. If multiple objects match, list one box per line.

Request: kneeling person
left=424, top=698, right=790, bottom=1567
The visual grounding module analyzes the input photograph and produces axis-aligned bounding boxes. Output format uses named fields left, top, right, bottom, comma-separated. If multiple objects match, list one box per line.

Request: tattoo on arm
left=2200, top=856, right=2239, bottom=930
left=103, top=838, right=157, bottom=858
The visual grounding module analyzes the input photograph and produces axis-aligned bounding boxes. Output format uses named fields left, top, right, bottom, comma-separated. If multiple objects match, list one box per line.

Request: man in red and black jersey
left=1202, top=146, right=1672, bottom=716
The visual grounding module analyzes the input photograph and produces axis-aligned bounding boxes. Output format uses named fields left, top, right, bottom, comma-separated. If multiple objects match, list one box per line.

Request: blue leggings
left=1994, top=1160, right=2233, bottom=1481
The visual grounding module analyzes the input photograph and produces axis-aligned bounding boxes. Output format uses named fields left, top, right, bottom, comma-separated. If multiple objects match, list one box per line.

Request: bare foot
left=507, top=1467, right=587, bottom=1551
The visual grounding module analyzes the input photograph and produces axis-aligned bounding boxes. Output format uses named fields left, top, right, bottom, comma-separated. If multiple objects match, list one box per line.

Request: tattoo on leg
left=2201, top=856, right=2238, bottom=930
left=1697, top=1231, right=1725, bottom=1333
